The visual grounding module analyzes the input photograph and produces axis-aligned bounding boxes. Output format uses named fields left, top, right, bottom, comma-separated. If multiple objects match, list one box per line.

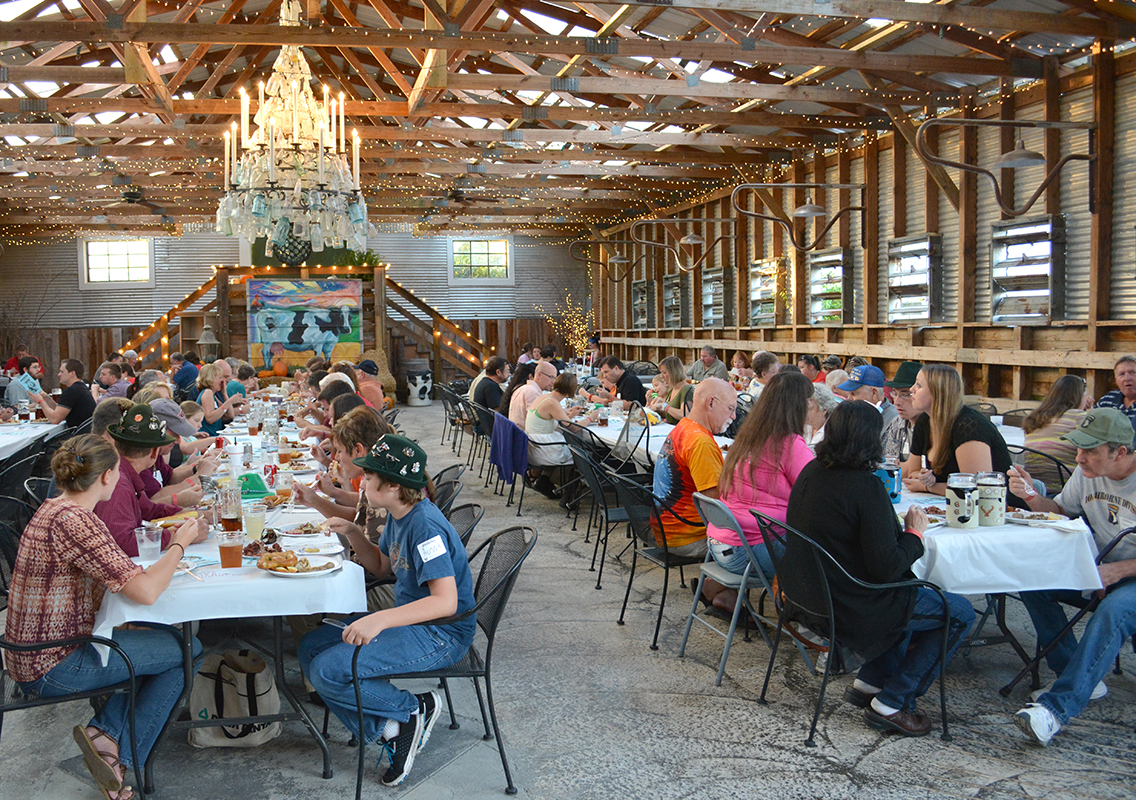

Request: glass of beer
left=244, top=502, right=267, bottom=541
left=275, top=472, right=294, bottom=505
left=278, top=447, right=293, bottom=466
left=219, top=483, right=242, bottom=532
left=217, top=530, right=245, bottom=568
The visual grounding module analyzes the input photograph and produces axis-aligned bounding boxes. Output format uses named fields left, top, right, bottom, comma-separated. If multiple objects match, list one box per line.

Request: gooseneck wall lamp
left=568, top=239, right=640, bottom=282
left=629, top=217, right=736, bottom=273
left=730, top=183, right=865, bottom=252
left=914, top=118, right=1097, bottom=217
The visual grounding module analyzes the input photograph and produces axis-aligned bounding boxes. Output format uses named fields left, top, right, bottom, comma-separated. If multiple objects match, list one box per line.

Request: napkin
left=238, top=472, right=273, bottom=498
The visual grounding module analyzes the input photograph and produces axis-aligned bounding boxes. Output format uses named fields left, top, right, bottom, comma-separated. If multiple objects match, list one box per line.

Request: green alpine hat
left=352, top=433, right=429, bottom=489
left=884, top=361, right=923, bottom=389
left=108, top=403, right=177, bottom=448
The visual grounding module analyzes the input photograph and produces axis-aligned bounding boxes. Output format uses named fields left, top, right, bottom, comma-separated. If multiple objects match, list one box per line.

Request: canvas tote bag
left=188, top=649, right=282, bottom=748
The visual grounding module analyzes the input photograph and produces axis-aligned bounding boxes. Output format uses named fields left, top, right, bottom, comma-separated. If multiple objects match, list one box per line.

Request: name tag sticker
left=417, top=535, right=447, bottom=563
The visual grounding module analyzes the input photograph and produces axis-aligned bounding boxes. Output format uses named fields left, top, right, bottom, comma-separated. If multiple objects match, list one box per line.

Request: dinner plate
left=288, top=541, right=345, bottom=556
left=279, top=526, right=332, bottom=538
left=264, top=555, right=343, bottom=577
left=1005, top=511, right=1071, bottom=526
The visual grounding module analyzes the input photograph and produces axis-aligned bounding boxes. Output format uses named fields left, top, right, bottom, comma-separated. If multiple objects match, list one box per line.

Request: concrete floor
left=3, top=401, right=1135, bottom=799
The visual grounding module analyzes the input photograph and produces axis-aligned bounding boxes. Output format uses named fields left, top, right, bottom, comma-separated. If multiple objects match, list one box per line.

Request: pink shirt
left=508, top=380, right=542, bottom=429
left=707, top=434, right=814, bottom=547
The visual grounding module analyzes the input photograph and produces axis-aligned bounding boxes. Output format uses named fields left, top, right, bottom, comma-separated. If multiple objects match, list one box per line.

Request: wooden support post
left=813, top=151, right=827, bottom=248
left=958, top=91, right=978, bottom=351
left=1089, top=41, right=1115, bottom=359
left=893, top=136, right=906, bottom=239
left=733, top=193, right=748, bottom=330
left=999, top=78, right=1016, bottom=220
left=1044, top=57, right=1062, bottom=217
left=791, top=160, right=807, bottom=329
left=373, top=265, right=387, bottom=359
left=216, top=267, right=230, bottom=358
left=864, top=134, right=880, bottom=334
left=924, top=105, right=940, bottom=234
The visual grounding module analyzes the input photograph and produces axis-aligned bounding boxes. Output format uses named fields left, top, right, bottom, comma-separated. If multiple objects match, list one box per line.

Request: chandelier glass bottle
left=215, top=0, right=370, bottom=257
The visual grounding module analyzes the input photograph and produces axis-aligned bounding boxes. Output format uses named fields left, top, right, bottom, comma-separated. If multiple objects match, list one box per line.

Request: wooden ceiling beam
left=0, top=21, right=1047, bottom=76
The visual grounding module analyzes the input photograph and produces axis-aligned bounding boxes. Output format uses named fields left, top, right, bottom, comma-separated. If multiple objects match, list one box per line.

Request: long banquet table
left=0, top=419, right=66, bottom=460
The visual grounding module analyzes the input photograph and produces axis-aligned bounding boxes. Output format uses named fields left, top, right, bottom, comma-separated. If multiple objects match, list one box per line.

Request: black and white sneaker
left=416, top=691, right=442, bottom=754
left=379, top=704, right=426, bottom=787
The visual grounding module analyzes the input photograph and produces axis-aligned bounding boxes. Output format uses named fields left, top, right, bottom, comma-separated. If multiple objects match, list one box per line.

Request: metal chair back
left=433, top=479, right=463, bottom=515
left=446, top=502, right=485, bottom=546
left=432, top=463, right=466, bottom=486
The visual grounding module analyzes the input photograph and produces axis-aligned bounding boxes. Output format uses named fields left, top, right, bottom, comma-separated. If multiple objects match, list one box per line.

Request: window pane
left=470, top=240, right=488, bottom=254
left=488, top=240, right=507, bottom=254
left=453, top=241, right=470, bottom=254
left=488, top=254, right=506, bottom=267
left=453, top=266, right=471, bottom=279
left=109, top=267, right=130, bottom=282
left=128, top=266, right=149, bottom=281
left=489, top=267, right=507, bottom=278
left=453, top=254, right=470, bottom=266
left=472, top=266, right=488, bottom=278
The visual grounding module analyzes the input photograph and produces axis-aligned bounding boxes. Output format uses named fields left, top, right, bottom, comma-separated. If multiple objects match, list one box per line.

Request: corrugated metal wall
left=1061, top=86, right=1094, bottom=320
left=849, top=157, right=866, bottom=324
left=975, top=124, right=1000, bottom=320
left=938, top=128, right=960, bottom=323
left=1, top=233, right=234, bottom=327
left=1112, top=73, right=1136, bottom=317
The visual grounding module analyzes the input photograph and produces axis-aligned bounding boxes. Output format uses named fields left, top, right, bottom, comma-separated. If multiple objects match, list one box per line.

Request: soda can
left=263, top=463, right=278, bottom=488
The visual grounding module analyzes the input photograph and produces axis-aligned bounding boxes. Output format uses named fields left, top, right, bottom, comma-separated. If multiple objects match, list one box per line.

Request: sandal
left=73, top=726, right=134, bottom=800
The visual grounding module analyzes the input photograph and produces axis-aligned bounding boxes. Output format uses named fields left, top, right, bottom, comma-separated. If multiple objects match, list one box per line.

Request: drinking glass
left=244, top=502, right=267, bottom=541
left=276, top=471, right=294, bottom=508
left=217, top=531, right=245, bottom=568
left=134, top=526, right=162, bottom=562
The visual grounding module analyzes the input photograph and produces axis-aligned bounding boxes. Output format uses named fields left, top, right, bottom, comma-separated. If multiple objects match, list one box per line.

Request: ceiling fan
left=430, top=188, right=504, bottom=207
left=87, top=186, right=165, bottom=215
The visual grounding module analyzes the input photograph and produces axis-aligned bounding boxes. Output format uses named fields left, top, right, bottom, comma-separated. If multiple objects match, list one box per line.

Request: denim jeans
left=299, top=618, right=472, bottom=744
left=708, top=537, right=782, bottom=583
left=858, top=588, right=975, bottom=712
left=1021, top=578, right=1136, bottom=724
left=21, top=627, right=202, bottom=769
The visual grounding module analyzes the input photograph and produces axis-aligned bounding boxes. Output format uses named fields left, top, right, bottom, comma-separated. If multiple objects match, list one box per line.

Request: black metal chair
left=433, top=479, right=463, bottom=516
left=611, top=473, right=705, bottom=650
left=347, top=526, right=538, bottom=799
left=467, top=401, right=496, bottom=479
left=1000, top=408, right=1033, bottom=429
left=0, top=621, right=188, bottom=800
left=24, top=476, right=54, bottom=510
left=445, top=502, right=485, bottom=547
left=609, top=401, right=651, bottom=471
left=432, top=463, right=466, bottom=488
left=567, top=446, right=628, bottom=589
left=625, top=360, right=658, bottom=378
left=751, top=511, right=953, bottom=746
left=1006, top=443, right=1073, bottom=497
left=966, top=401, right=998, bottom=420
left=999, top=526, right=1136, bottom=697
left=724, top=392, right=754, bottom=439
left=435, top=385, right=464, bottom=452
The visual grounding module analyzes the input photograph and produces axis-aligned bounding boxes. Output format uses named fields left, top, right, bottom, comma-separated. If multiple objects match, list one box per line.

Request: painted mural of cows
left=254, top=306, right=351, bottom=368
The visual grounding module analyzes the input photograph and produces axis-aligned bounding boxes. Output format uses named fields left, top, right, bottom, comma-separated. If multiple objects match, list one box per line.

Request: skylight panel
left=518, top=9, right=570, bottom=35
left=458, top=117, right=488, bottom=129
left=0, top=1, right=39, bottom=21
left=26, top=81, right=59, bottom=95
left=700, top=69, right=734, bottom=83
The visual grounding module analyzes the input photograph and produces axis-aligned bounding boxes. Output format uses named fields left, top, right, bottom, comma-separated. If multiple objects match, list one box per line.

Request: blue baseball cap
left=837, top=364, right=886, bottom=393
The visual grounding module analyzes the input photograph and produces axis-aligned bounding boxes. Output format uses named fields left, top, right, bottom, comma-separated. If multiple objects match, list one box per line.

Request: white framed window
left=990, top=216, right=1065, bottom=325
left=79, top=237, right=155, bottom=290
left=887, top=234, right=942, bottom=324
left=447, top=237, right=514, bottom=286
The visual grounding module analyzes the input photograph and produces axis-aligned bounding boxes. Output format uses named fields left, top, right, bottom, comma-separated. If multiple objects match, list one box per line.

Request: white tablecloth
left=996, top=424, right=1025, bottom=447
left=591, top=417, right=731, bottom=462
left=92, top=505, right=366, bottom=662
left=897, top=492, right=1102, bottom=595
left=0, top=420, right=65, bottom=460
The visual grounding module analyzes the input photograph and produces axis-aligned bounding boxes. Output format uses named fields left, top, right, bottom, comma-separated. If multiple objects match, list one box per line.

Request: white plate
left=1005, top=513, right=1071, bottom=526
left=288, top=541, right=345, bottom=556
left=264, top=556, right=343, bottom=577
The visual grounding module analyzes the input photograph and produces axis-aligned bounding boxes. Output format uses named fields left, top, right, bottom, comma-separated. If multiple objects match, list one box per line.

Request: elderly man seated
left=688, top=345, right=730, bottom=382
left=1007, top=409, right=1136, bottom=746
left=654, top=377, right=736, bottom=606
left=169, top=351, right=199, bottom=396
left=836, top=364, right=898, bottom=430
left=1095, top=354, right=1136, bottom=427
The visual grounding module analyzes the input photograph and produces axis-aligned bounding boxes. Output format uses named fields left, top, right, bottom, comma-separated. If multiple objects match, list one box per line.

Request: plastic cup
left=275, top=471, right=294, bottom=502
left=217, top=530, right=245, bottom=568
left=134, top=526, right=162, bottom=561
left=245, top=502, right=267, bottom=541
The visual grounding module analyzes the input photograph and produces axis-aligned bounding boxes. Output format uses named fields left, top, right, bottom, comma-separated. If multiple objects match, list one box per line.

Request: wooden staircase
left=117, top=271, right=490, bottom=383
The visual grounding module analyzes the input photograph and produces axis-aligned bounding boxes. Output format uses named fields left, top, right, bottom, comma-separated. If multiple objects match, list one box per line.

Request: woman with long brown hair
left=706, top=371, right=815, bottom=580
left=901, top=363, right=1024, bottom=506
left=653, top=356, right=693, bottom=423
left=1022, top=375, right=1092, bottom=490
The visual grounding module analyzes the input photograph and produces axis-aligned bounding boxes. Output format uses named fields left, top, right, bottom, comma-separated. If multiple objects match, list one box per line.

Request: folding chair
left=752, top=511, right=953, bottom=746
left=611, top=473, right=704, bottom=650
left=680, top=494, right=812, bottom=686
left=346, top=526, right=538, bottom=799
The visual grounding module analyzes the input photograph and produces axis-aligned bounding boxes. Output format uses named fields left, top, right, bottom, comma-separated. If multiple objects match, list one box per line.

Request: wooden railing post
left=159, top=315, right=170, bottom=372
left=373, top=264, right=387, bottom=357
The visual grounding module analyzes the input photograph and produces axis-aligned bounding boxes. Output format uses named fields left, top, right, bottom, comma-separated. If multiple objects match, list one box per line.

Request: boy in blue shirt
left=299, top=434, right=476, bottom=787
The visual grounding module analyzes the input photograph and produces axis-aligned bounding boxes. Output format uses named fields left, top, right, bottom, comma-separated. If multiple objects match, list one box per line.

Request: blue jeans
left=708, top=537, right=781, bottom=583
left=299, top=618, right=472, bottom=744
left=21, top=627, right=201, bottom=769
left=1020, top=578, right=1136, bottom=724
left=858, top=588, right=975, bottom=712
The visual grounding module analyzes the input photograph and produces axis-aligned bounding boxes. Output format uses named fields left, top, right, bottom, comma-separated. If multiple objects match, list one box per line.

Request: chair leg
left=482, top=674, right=518, bottom=795
left=651, top=565, right=670, bottom=651
left=618, top=547, right=638, bottom=626
left=516, top=480, right=525, bottom=516
left=321, top=706, right=330, bottom=736
left=678, top=571, right=706, bottom=657
left=471, top=677, right=492, bottom=741
left=441, top=677, right=459, bottom=730
left=805, top=641, right=833, bottom=747
left=759, top=616, right=787, bottom=705
left=715, top=587, right=748, bottom=687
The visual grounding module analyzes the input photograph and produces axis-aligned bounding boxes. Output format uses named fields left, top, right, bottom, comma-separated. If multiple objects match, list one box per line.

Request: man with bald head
left=653, top=377, right=737, bottom=605
left=213, top=358, right=240, bottom=425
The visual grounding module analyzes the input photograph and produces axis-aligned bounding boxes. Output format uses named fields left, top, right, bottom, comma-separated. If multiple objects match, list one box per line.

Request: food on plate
left=924, top=506, right=946, bottom=516
left=154, top=510, right=199, bottom=528
left=720, top=444, right=730, bottom=452
left=262, top=494, right=287, bottom=509
left=243, top=540, right=282, bottom=557
left=284, top=521, right=328, bottom=537
left=1008, top=510, right=1067, bottom=522
left=256, top=550, right=298, bottom=571
left=255, top=550, right=335, bottom=573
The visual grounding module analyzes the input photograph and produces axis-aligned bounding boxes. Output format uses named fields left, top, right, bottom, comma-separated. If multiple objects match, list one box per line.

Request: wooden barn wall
left=598, top=51, right=1136, bottom=404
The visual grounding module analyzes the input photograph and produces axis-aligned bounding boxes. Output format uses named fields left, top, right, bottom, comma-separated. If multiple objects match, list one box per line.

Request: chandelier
left=215, top=0, right=370, bottom=260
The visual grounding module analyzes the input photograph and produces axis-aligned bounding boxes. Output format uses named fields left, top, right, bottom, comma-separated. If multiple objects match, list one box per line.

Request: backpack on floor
left=188, top=649, right=282, bottom=748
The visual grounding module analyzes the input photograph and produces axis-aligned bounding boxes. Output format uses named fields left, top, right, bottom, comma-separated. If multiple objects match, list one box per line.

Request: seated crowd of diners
left=464, top=338, right=1136, bottom=746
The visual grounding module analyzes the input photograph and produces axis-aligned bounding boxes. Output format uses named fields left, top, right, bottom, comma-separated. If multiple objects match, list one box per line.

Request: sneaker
left=1030, top=679, right=1107, bottom=703
left=415, top=691, right=441, bottom=754
left=1014, top=703, right=1062, bottom=746
left=379, top=702, right=426, bottom=787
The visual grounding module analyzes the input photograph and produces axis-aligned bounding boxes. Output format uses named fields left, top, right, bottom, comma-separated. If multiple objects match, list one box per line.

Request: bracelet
left=904, top=527, right=924, bottom=539
left=169, top=542, right=185, bottom=555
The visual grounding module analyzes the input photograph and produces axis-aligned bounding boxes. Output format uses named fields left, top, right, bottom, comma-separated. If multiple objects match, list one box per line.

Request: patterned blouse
left=4, top=497, right=143, bottom=683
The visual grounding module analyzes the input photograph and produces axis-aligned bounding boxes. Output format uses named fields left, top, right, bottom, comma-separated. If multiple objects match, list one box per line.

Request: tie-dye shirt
left=653, top=417, right=723, bottom=548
